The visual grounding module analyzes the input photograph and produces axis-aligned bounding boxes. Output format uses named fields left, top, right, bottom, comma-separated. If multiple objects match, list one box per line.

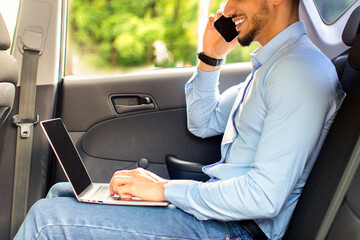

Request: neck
left=256, top=5, right=299, bottom=46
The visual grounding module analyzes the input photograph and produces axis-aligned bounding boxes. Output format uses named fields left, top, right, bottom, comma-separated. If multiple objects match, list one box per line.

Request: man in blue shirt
left=15, top=0, right=344, bottom=239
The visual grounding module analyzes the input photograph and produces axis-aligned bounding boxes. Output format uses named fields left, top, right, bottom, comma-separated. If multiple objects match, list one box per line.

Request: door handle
left=111, top=96, right=155, bottom=114
left=115, top=103, right=155, bottom=114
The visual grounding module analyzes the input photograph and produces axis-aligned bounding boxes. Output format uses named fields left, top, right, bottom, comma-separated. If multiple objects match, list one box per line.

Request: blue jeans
left=14, top=182, right=253, bottom=240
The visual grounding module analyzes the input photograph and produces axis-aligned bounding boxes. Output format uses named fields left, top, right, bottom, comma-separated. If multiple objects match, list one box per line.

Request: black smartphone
left=214, top=15, right=239, bottom=43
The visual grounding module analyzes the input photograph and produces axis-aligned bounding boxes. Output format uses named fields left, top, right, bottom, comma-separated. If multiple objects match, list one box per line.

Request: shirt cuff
left=164, top=180, right=198, bottom=210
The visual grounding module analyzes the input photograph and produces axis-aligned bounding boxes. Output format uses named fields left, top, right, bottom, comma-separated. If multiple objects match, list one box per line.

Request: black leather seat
left=284, top=6, right=360, bottom=239
left=0, top=13, right=17, bottom=127
left=333, top=6, right=360, bottom=93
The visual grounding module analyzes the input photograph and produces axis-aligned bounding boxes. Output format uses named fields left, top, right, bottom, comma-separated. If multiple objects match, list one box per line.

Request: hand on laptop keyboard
left=109, top=168, right=169, bottom=202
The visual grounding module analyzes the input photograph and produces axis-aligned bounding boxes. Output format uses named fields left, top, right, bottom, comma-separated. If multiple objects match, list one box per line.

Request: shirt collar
left=251, top=21, right=307, bottom=70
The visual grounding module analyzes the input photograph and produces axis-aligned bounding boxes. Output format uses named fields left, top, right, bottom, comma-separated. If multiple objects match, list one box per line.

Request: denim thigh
left=15, top=182, right=253, bottom=240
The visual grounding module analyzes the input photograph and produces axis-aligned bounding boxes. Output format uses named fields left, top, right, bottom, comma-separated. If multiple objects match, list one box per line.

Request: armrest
left=166, top=155, right=210, bottom=182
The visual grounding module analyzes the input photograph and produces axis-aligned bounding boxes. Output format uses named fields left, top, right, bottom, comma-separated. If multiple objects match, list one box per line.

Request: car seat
left=284, top=6, right=360, bottom=239
left=0, top=13, right=17, bottom=127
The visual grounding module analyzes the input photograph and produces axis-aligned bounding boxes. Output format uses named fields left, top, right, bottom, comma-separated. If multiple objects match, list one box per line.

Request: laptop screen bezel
left=40, top=118, right=93, bottom=197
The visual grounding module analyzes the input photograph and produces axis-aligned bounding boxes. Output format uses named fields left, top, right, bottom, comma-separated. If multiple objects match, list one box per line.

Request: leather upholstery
left=0, top=13, right=17, bottom=127
left=0, top=14, right=10, bottom=51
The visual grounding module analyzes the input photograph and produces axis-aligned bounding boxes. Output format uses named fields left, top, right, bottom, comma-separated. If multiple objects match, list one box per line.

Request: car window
left=0, top=0, right=20, bottom=50
left=65, top=0, right=258, bottom=76
left=313, top=0, right=357, bottom=24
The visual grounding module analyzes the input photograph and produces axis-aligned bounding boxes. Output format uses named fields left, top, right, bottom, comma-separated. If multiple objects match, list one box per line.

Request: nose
left=223, top=0, right=236, bottom=18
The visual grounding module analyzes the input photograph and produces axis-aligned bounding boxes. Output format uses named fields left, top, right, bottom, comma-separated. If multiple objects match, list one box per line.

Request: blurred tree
left=69, top=0, right=198, bottom=69
left=67, top=0, right=257, bottom=73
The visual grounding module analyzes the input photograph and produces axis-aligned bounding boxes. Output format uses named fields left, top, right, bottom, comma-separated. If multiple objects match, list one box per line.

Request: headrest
left=348, top=33, right=360, bottom=70
left=342, top=6, right=360, bottom=46
left=343, top=6, right=360, bottom=70
left=0, top=52, right=18, bottom=85
left=0, top=13, right=11, bottom=51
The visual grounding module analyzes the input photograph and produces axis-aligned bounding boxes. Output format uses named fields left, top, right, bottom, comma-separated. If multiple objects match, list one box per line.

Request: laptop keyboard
left=93, top=185, right=109, bottom=199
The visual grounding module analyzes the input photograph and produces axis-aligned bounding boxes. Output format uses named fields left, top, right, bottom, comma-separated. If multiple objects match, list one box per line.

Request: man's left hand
left=109, top=168, right=169, bottom=202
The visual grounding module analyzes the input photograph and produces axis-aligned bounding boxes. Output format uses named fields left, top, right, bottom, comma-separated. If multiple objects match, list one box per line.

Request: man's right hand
left=199, top=11, right=238, bottom=72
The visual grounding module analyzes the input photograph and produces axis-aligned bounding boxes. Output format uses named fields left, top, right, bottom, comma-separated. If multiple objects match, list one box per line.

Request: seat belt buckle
left=12, top=114, right=39, bottom=138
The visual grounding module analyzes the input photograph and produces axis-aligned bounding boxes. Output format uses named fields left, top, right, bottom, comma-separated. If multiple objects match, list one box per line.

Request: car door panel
left=55, top=64, right=252, bottom=184
left=81, top=109, right=222, bottom=181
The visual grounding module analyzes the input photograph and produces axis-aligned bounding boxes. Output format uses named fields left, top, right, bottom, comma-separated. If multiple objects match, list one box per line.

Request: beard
left=237, top=0, right=270, bottom=46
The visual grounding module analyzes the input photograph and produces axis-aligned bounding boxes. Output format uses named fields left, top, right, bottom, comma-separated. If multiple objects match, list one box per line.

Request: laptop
left=40, top=118, right=169, bottom=207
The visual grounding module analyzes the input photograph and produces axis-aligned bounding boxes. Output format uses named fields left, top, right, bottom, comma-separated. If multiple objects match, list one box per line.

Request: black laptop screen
left=41, top=119, right=92, bottom=195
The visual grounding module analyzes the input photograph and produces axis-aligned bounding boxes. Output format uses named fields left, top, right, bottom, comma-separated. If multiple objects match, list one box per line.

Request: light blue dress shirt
left=164, top=21, right=345, bottom=239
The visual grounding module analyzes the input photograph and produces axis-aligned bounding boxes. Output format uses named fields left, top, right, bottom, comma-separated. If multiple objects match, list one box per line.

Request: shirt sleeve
left=165, top=57, right=340, bottom=221
left=185, top=68, right=242, bottom=138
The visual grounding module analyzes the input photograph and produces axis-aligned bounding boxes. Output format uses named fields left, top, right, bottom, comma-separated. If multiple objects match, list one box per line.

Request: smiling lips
left=234, top=16, right=246, bottom=30
left=235, top=18, right=245, bottom=25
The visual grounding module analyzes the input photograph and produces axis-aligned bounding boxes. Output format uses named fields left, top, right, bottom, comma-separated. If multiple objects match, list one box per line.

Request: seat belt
left=315, top=135, right=360, bottom=240
left=315, top=27, right=360, bottom=240
left=10, top=28, right=42, bottom=239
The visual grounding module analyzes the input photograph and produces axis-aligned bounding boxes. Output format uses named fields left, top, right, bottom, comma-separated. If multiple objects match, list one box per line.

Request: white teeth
left=235, top=18, right=245, bottom=25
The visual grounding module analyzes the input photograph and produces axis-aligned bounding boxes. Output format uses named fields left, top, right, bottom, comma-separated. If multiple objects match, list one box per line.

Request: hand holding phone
left=198, top=13, right=239, bottom=71
left=214, top=15, right=239, bottom=43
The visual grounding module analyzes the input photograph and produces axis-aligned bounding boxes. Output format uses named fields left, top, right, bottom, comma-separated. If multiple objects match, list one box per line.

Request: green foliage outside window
left=67, top=0, right=257, bottom=75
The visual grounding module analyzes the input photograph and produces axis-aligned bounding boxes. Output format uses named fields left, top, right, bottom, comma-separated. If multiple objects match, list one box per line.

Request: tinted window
left=313, top=0, right=357, bottom=24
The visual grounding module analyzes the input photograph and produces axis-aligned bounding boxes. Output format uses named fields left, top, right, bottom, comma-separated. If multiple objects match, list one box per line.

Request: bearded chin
left=237, top=28, right=258, bottom=47
left=237, top=0, right=269, bottom=47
